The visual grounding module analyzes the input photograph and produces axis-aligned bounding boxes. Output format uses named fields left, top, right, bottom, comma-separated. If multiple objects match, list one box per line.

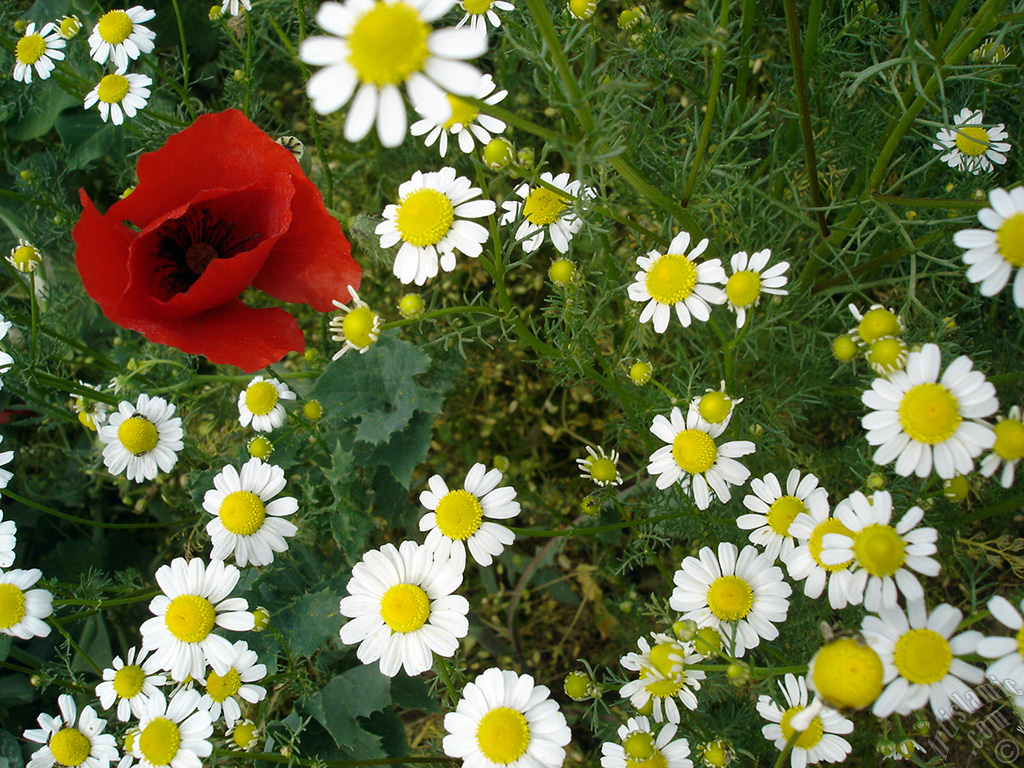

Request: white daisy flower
left=979, top=405, right=1024, bottom=487
left=418, top=462, right=520, bottom=567
left=198, top=640, right=267, bottom=729
left=932, top=108, right=1011, bottom=175
left=457, top=0, right=515, bottom=32
left=410, top=73, right=507, bottom=156
left=0, top=568, right=53, bottom=639
left=299, top=0, right=488, bottom=148
left=95, top=646, right=167, bottom=722
left=756, top=674, right=853, bottom=768
left=330, top=287, right=381, bottom=359
left=669, top=542, right=792, bottom=658
left=954, top=186, right=1024, bottom=307
left=628, top=231, right=727, bottom=332
left=237, top=376, right=295, bottom=432
left=0, top=433, right=13, bottom=490
left=861, top=343, right=998, bottom=479
left=601, top=717, right=693, bottom=768
left=819, top=491, right=939, bottom=611
left=131, top=688, right=213, bottom=768
left=686, top=381, right=741, bottom=432
left=785, top=506, right=856, bottom=610
left=737, top=470, right=829, bottom=563
left=339, top=540, right=469, bottom=677
left=647, top=407, right=755, bottom=510
left=221, top=0, right=253, bottom=15
left=97, top=394, right=183, bottom=484
left=861, top=600, right=985, bottom=720
left=203, top=458, right=299, bottom=567
left=0, top=508, right=16, bottom=568
left=140, top=557, right=255, bottom=682
left=13, top=22, right=66, bottom=84
left=576, top=445, right=623, bottom=487
left=722, top=249, right=789, bottom=328
left=24, top=694, right=118, bottom=768
left=88, top=6, right=157, bottom=74
left=499, top=172, right=593, bottom=254
left=847, top=303, right=903, bottom=344
left=977, top=595, right=1024, bottom=708
left=377, top=167, right=496, bottom=285
left=619, top=634, right=706, bottom=724
left=443, top=667, right=572, bottom=768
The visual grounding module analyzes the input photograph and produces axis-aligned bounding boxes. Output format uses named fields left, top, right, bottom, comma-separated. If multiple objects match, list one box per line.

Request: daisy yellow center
left=476, top=707, right=530, bottom=764
left=0, top=583, right=27, bottom=629
left=464, top=0, right=494, bottom=13
left=443, top=95, right=480, bottom=130
left=853, top=523, right=906, bottom=577
left=706, top=575, right=753, bottom=621
left=648, top=642, right=683, bottom=677
left=434, top=489, right=483, bottom=540
left=523, top=187, right=567, bottom=226
left=726, top=270, right=761, bottom=307
left=698, top=392, right=731, bottom=423
left=98, top=10, right=133, bottom=44
left=1016, top=625, right=1024, bottom=659
left=811, top=637, right=884, bottom=710
left=117, top=416, right=158, bottom=455
left=994, top=419, right=1024, bottom=460
left=701, top=743, right=729, bottom=768
left=16, top=34, right=47, bottom=65
left=767, top=495, right=806, bottom=537
left=671, top=429, right=717, bottom=474
left=623, top=732, right=656, bottom=761
left=898, top=383, right=962, bottom=445
left=396, top=189, right=455, bottom=247
left=347, top=2, right=429, bottom=86
left=808, top=518, right=854, bottom=571
left=97, top=74, right=130, bottom=104
left=113, top=664, right=147, bottom=699
left=627, top=750, right=667, bottom=768
left=954, top=126, right=991, bottom=157
left=10, top=244, right=40, bottom=270
left=245, top=381, right=279, bottom=416
left=233, top=721, right=257, bottom=749
left=588, top=457, right=618, bottom=483
left=997, top=214, right=1024, bottom=267
left=342, top=307, right=378, bottom=348
left=206, top=668, right=242, bottom=702
left=640, top=667, right=684, bottom=697
left=646, top=254, right=697, bottom=305
left=893, top=628, right=952, bottom=684
left=49, top=728, right=91, bottom=768
left=164, top=594, right=217, bottom=643
left=138, top=718, right=181, bottom=767
left=380, top=583, right=430, bottom=633
left=219, top=490, right=267, bottom=536
left=857, top=307, right=900, bottom=342
left=867, top=337, right=906, bottom=371
left=779, top=707, right=824, bottom=750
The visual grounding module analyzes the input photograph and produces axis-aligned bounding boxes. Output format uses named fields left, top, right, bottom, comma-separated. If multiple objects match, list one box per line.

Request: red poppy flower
left=73, top=109, right=360, bottom=372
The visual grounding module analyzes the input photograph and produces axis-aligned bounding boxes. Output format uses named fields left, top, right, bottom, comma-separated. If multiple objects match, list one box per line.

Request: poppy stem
left=169, top=0, right=197, bottom=120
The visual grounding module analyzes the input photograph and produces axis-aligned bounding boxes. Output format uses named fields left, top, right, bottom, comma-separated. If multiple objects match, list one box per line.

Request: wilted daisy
left=977, top=595, right=1024, bottom=707
left=222, top=0, right=253, bottom=15
left=418, top=462, right=520, bottom=567
left=226, top=719, right=260, bottom=752
left=577, top=445, right=623, bottom=487
left=628, top=232, right=727, bottom=332
left=377, top=167, right=496, bottom=285
left=203, top=458, right=298, bottom=568
left=299, top=0, right=487, bottom=147
left=339, top=540, right=469, bottom=677
left=737, top=469, right=829, bottom=562
left=443, top=667, right=571, bottom=768
left=131, top=689, right=212, bottom=768
left=88, top=6, right=156, bottom=73
left=954, top=186, right=1024, bottom=307
left=98, top=394, right=183, bottom=484
left=95, top=647, right=167, bottom=722
left=864, top=336, right=908, bottom=376
left=500, top=172, right=593, bottom=254
left=647, top=407, right=755, bottom=510
left=410, top=73, right=507, bottom=156
left=785, top=507, right=856, bottom=610
left=457, top=0, right=515, bottom=32
left=237, top=376, right=295, bottom=432
left=13, top=22, right=66, bottom=84
left=0, top=567, right=52, bottom=639
left=72, top=382, right=111, bottom=432
left=601, top=717, right=693, bottom=768
left=83, top=73, right=152, bottom=126
left=819, top=491, right=939, bottom=611
left=979, top=405, right=1024, bottom=487
left=198, top=640, right=267, bottom=729
left=848, top=303, right=902, bottom=344
left=933, top=108, right=1011, bottom=174
left=861, top=600, right=984, bottom=720
left=862, top=343, right=998, bottom=479
left=722, top=249, right=789, bottom=328
left=686, top=382, right=741, bottom=432
left=140, top=557, right=255, bottom=682
left=756, top=675, right=852, bottom=768
left=670, top=542, right=792, bottom=658
left=619, top=633, right=705, bottom=723
left=330, top=287, right=381, bottom=358
left=8, top=239, right=43, bottom=272
left=24, top=695, right=118, bottom=768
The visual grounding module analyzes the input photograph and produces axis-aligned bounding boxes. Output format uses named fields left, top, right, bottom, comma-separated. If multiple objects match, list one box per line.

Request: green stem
left=29, top=270, right=39, bottom=364
left=960, top=495, right=1024, bottom=526
left=772, top=731, right=800, bottom=768
left=379, top=305, right=503, bottom=332
left=735, top=0, right=757, bottom=109
left=294, top=0, right=335, bottom=208
left=3, top=489, right=204, bottom=530
left=869, top=193, right=986, bottom=210
left=245, top=11, right=254, bottom=117
left=53, top=587, right=161, bottom=608
left=23, top=371, right=122, bottom=405
left=509, top=510, right=693, bottom=538
left=50, top=619, right=103, bottom=676
left=466, top=98, right=562, bottom=143
left=211, top=751, right=452, bottom=766
left=169, top=0, right=197, bottom=120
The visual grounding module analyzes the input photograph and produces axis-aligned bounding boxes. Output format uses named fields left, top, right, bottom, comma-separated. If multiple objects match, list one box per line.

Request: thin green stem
left=869, top=193, right=986, bottom=210
left=22, top=371, right=122, bottom=405
left=50, top=619, right=103, bottom=676
left=509, top=510, right=692, bottom=538
left=294, top=0, right=334, bottom=207
left=29, top=270, right=39, bottom=364
left=169, top=0, right=197, bottom=119
left=53, top=587, right=161, bottom=608
left=607, top=156, right=710, bottom=249
left=3, top=489, right=203, bottom=530
left=380, top=305, right=503, bottom=332
left=465, top=98, right=561, bottom=143
left=211, top=750, right=453, bottom=766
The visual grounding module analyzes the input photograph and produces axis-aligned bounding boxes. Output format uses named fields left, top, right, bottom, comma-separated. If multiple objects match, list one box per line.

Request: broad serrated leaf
left=390, top=672, right=440, bottom=713
left=301, top=666, right=391, bottom=757
left=359, top=410, right=434, bottom=487
left=272, top=586, right=342, bottom=658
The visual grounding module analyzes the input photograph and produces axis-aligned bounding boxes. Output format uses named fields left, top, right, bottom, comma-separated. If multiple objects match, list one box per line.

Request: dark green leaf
left=300, top=666, right=392, bottom=757
left=272, top=586, right=342, bottom=658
